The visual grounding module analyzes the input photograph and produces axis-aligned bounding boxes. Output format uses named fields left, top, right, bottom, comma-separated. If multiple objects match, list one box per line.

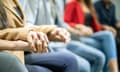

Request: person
left=94, top=0, right=120, bottom=29
left=64, top=0, right=118, bottom=72
left=21, top=0, right=106, bottom=72
left=0, top=0, right=79, bottom=72
left=94, top=0, right=120, bottom=69
left=0, top=40, right=53, bottom=72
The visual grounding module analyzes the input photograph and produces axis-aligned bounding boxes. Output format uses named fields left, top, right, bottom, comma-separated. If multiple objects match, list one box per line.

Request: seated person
left=94, top=0, right=120, bottom=29
left=0, top=0, right=79, bottom=72
left=64, top=0, right=118, bottom=72
left=21, top=0, right=107, bottom=72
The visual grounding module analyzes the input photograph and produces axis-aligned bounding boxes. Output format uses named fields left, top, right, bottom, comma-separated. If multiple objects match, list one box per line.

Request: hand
left=116, top=23, right=120, bottom=29
left=27, top=31, right=49, bottom=53
left=103, top=25, right=111, bottom=30
left=48, top=28, right=71, bottom=43
left=109, top=27, right=117, bottom=37
left=75, top=26, right=93, bottom=37
left=75, top=24, right=86, bottom=30
left=103, top=25, right=117, bottom=36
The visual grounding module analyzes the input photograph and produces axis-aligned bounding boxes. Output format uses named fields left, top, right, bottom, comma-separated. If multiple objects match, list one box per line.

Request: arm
left=64, top=3, right=76, bottom=27
left=23, top=0, right=38, bottom=26
left=0, top=28, right=31, bottom=41
left=29, top=25, right=70, bottom=43
left=91, top=16, right=102, bottom=32
left=0, top=40, right=30, bottom=51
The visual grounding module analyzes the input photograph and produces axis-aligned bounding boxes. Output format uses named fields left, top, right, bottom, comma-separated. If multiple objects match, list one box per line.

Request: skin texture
left=48, top=28, right=71, bottom=44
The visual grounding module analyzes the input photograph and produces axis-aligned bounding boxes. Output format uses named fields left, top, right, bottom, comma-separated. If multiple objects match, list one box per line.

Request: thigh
left=26, top=65, right=52, bottom=72
left=25, top=52, right=77, bottom=68
left=80, top=37, right=101, bottom=49
left=0, top=52, right=28, bottom=72
left=91, top=31, right=113, bottom=41
left=67, top=40, right=105, bottom=61
left=48, top=42, right=67, bottom=52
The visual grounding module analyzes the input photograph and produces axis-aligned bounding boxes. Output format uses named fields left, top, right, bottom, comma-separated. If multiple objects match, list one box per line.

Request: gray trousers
left=0, top=52, right=28, bottom=72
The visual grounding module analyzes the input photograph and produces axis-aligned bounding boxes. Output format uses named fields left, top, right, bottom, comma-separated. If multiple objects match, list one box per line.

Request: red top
left=64, top=1, right=102, bottom=32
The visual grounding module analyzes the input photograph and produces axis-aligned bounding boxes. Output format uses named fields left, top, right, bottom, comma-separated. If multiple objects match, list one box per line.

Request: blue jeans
left=26, top=65, right=52, bottom=72
left=80, top=31, right=117, bottom=72
left=49, top=41, right=105, bottom=72
left=0, top=52, right=28, bottom=72
left=25, top=52, right=79, bottom=72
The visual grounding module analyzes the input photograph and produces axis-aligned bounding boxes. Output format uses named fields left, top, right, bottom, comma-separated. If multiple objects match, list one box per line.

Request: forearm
left=0, top=40, right=29, bottom=51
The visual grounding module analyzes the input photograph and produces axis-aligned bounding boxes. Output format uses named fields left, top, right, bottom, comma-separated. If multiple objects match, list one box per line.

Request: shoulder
left=94, top=1, right=102, bottom=7
left=110, top=3, right=115, bottom=8
left=66, top=1, right=79, bottom=7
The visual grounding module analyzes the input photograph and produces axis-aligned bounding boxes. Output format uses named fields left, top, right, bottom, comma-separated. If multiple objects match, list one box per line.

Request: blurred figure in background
left=94, top=0, right=120, bottom=70
left=94, top=0, right=120, bottom=29
left=64, top=0, right=118, bottom=72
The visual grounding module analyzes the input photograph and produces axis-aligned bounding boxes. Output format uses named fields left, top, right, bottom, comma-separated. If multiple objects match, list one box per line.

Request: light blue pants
left=49, top=41, right=105, bottom=72
left=0, top=52, right=28, bottom=72
left=80, top=31, right=117, bottom=72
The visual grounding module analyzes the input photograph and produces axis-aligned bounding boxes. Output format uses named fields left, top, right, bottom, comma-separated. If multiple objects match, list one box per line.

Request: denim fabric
left=80, top=31, right=117, bottom=72
left=26, top=65, right=52, bottom=72
left=49, top=41, right=105, bottom=72
left=25, top=52, right=79, bottom=72
left=67, top=41, right=105, bottom=72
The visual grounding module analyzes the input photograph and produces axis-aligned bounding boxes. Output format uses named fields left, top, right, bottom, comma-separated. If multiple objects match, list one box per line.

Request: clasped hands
left=14, top=28, right=70, bottom=53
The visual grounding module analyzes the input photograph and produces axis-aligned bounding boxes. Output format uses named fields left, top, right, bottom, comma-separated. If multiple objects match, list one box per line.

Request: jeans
left=80, top=31, right=117, bottom=72
left=0, top=52, right=28, bottom=72
left=49, top=41, right=105, bottom=72
left=25, top=52, right=79, bottom=72
left=26, top=65, right=52, bottom=72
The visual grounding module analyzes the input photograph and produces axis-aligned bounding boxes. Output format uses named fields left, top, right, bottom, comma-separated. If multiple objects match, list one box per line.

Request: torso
left=79, top=2, right=93, bottom=26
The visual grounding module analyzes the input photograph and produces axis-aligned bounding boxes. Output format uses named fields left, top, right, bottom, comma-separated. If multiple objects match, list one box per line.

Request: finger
left=62, top=29, right=71, bottom=37
left=36, top=40, right=42, bottom=53
left=50, top=29, right=57, bottom=36
left=43, top=33, right=49, bottom=44
left=41, top=47, right=48, bottom=53
left=27, top=32, right=36, bottom=52
left=33, top=32, right=41, bottom=52
left=37, top=32, right=48, bottom=50
left=57, top=32, right=66, bottom=42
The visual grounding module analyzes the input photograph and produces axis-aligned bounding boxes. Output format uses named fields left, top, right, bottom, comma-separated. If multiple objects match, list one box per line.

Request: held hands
left=75, top=25, right=93, bottom=37
left=27, top=31, right=49, bottom=53
left=48, top=28, right=71, bottom=44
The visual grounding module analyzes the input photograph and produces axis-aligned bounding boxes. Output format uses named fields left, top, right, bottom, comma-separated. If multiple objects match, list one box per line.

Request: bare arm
left=0, top=40, right=30, bottom=51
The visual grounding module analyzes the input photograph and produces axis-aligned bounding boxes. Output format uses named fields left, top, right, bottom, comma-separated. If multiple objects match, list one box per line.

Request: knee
left=61, top=52, right=78, bottom=65
left=78, top=58, right=90, bottom=72
left=95, top=51, right=106, bottom=66
left=60, top=52, right=78, bottom=68
left=26, top=65, right=52, bottom=72
left=102, top=31, right=114, bottom=39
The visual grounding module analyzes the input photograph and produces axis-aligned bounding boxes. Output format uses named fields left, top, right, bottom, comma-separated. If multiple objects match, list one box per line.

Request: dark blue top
left=94, top=1, right=118, bottom=27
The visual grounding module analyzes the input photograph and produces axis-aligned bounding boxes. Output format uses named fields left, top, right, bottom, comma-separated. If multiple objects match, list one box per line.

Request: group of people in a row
left=0, top=0, right=119, bottom=72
